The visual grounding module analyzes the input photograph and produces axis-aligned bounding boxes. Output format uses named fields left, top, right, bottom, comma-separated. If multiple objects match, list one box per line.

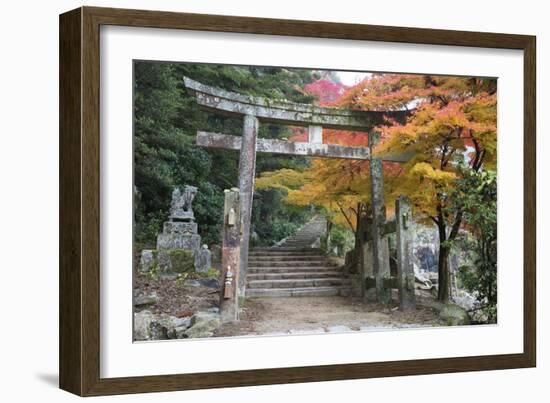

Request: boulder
left=415, top=273, right=433, bottom=290
left=156, top=313, right=191, bottom=330
left=453, top=290, right=477, bottom=311
left=174, top=326, right=191, bottom=339
left=168, top=320, right=193, bottom=339
left=184, top=312, right=221, bottom=338
left=184, top=321, right=217, bottom=338
left=134, top=310, right=154, bottom=341
left=154, top=313, right=192, bottom=339
left=149, top=321, right=168, bottom=340
left=190, top=311, right=220, bottom=326
left=133, top=292, right=158, bottom=307
left=195, top=245, right=211, bottom=273
left=439, top=303, right=471, bottom=326
left=134, top=310, right=193, bottom=341
left=139, top=250, right=156, bottom=273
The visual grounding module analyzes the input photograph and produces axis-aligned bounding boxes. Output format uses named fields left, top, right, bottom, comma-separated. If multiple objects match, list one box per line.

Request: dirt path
left=215, top=296, right=440, bottom=337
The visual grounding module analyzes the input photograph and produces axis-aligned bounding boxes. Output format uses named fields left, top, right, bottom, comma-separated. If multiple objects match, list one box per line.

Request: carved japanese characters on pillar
left=396, top=196, right=416, bottom=310
left=237, top=114, right=259, bottom=300
left=220, top=188, right=241, bottom=323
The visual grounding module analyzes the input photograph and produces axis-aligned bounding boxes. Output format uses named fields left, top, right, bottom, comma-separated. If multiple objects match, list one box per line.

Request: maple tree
left=369, top=75, right=497, bottom=302
left=303, top=78, right=346, bottom=105
left=257, top=74, right=497, bottom=302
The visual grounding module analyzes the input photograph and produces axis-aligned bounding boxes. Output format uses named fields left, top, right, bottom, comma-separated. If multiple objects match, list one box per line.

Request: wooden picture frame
left=59, top=6, right=536, bottom=396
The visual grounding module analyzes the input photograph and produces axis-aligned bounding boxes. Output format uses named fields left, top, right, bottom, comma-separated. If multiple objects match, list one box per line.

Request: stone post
left=237, top=114, right=259, bottom=302
left=220, top=188, right=241, bottom=323
left=396, top=196, right=415, bottom=310
left=362, top=240, right=373, bottom=297
left=369, top=133, right=391, bottom=304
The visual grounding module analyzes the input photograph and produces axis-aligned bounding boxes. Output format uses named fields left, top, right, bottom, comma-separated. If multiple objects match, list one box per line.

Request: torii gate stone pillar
left=237, top=115, right=259, bottom=301
left=220, top=188, right=241, bottom=322
left=369, top=132, right=392, bottom=305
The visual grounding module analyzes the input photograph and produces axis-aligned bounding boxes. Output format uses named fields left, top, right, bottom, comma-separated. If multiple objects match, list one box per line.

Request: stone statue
left=140, top=184, right=211, bottom=276
left=170, top=185, right=198, bottom=221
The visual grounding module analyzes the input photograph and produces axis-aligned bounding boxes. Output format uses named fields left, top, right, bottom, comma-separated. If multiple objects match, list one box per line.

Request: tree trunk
left=438, top=243, right=451, bottom=302
left=436, top=214, right=451, bottom=302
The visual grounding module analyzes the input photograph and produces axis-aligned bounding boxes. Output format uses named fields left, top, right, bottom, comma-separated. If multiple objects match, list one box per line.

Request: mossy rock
left=439, top=303, right=471, bottom=326
left=167, top=249, right=195, bottom=273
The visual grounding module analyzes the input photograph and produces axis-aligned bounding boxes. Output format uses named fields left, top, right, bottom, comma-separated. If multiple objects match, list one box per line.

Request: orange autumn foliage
left=257, top=73, right=497, bottom=230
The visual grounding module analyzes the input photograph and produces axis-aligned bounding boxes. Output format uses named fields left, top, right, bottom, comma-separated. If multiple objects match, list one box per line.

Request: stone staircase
left=246, top=216, right=351, bottom=298
left=278, top=215, right=326, bottom=248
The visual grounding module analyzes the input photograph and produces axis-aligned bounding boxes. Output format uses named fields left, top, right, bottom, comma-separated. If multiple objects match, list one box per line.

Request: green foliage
left=327, top=224, right=355, bottom=257
left=190, top=267, right=221, bottom=280
left=452, top=166, right=497, bottom=322
left=134, top=61, right=317, bottom=247
left=175, top=272, right=190, bottom=286
left=134, top=210, right=165, bottom=249
left=193, top=182, right=225, bottom=246
left=146, top=265, right=159, bottom=282
left=251, top=188, right=314, bottom=246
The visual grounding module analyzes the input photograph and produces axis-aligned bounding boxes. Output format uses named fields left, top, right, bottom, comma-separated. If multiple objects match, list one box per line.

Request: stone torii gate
left=183, top=76, right=416, bottom=320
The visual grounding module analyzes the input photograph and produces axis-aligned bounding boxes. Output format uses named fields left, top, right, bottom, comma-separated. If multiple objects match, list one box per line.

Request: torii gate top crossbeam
left=184, top=76, right=409, bottom=131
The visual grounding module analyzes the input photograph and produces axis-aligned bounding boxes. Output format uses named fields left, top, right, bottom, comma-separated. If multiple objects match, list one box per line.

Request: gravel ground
left=215, top=295, right=441, bottom=337
left=134, top=271, right=444, bottom=338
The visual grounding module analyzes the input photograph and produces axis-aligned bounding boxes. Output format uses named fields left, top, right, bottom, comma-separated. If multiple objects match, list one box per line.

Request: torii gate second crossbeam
left=183, top=76, right=414, bottom=319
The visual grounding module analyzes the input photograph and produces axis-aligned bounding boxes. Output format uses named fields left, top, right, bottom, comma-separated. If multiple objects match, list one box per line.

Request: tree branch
left=429, top=215, right=439, bottom=225
left=449, top=210, right=463, bottom=240
left=336, top=201, right=356, bottom=233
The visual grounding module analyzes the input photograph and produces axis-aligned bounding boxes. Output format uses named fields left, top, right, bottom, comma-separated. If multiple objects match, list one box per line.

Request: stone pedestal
left=157, top=232, right=201, bottom=251
left=139, top=186, right=211, bottom=276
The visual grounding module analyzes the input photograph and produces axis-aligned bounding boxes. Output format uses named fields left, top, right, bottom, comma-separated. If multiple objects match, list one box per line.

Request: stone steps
left=248, top=266, right=341, bottom=274
left=248, top=260, right=337, bottom=267
left=246, top=286, right=351, bottom=298
left=247, top=277, right=351, bottom=289
left=248, top=255, right=327, bottom=265
left=245, top=215, right=348, bottom=298
left=277, top=216, right=326, bottom=248
left=251, top=247, right=323, bottom=253
left=249, top=253, right=324, bottom=258
left=247, top=271, right=343, bottom=280
left=248, top=248, right=324, bottom=257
